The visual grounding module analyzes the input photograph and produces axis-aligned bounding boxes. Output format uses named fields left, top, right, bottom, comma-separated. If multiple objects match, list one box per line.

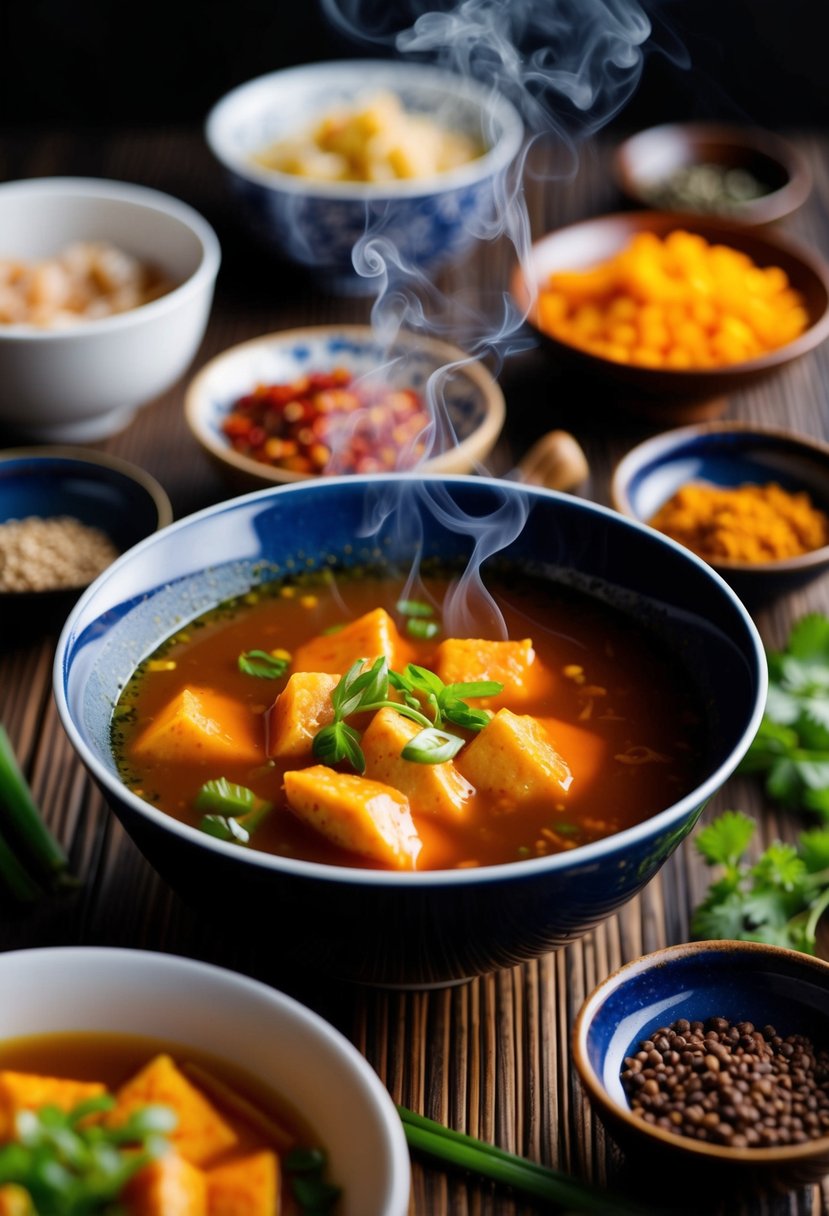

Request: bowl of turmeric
left=611, top=421, right=829, bottom=603
left=510, top=212, right=829, bottom=424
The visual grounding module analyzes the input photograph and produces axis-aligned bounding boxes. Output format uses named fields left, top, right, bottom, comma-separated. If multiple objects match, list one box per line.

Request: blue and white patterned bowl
left=205, top=59, right=524, bottom=293
left=184, top=325, right=507, bottom=491
left=54, top=476, right=765, bottom=988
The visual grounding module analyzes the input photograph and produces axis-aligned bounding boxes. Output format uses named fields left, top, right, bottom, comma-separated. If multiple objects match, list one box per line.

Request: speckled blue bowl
left=611, top=422, right=829, bottom=605
left=573, top=941, right=829, bottom=1189
left=205, top=59, right=524, bottom=294
left=54, top=475, right=765, bottom=988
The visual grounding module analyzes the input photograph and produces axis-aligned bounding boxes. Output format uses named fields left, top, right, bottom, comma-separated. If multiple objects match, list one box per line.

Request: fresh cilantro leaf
left=694, top=810, right=755, bottom=868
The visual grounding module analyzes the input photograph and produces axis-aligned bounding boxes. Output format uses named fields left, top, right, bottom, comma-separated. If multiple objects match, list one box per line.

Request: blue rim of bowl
left=0, top=177, right=221, bottom=342
left=183, top=324, right=507, bottom=485
left=204, top=59, right=525, bottom=200
left=0, top=445, right=173, bottom=534
left=610, top=421, right=829, bottom=575
left=53, top=473, right=767, bottom=891
left=572, top=939, right=829, bottom=1165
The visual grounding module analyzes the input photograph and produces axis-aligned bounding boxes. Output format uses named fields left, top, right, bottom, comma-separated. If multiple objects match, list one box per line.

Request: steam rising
left=316, top=0, right=674, bottom=636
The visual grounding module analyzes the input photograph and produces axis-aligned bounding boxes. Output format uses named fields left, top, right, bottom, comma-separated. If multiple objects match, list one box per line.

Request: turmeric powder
left=537, top=229, right=809, bottom=369
left=647, top=481, right=829, bottom=563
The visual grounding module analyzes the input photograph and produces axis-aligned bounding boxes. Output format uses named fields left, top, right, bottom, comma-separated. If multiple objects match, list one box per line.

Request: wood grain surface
left=1, top=127, right=828, bottom=1216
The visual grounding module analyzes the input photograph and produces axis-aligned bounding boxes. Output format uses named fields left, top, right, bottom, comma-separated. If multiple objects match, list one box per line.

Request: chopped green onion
left=402, top=727, right=464, bottom=765
left=396, top=599, right=434, bottom=618
left=199, top=814, right=253, bottom=844
left=237, top=649, right=290, bottom=679
left=406, top=618, right=440, bottom=640
left=195, top=778, right=259, bottom=818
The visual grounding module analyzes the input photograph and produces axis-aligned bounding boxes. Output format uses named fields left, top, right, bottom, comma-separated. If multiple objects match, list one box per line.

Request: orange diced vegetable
left=0, top=1072, right=105, bottom=1139
left=283, top=764, right=422, bottom=868
left=109, top=1055, right=238, bottom=1167
left=205, top=1149, right=279, bottom=1216
left=291, top=608, right=412, bottom=674
left=130, top=688, right=263, bottom=766
left=457, top=709, right=573, bottom=805
left=124, top=1153, right=208, bottom=1216
left=433, top=637, right=545, bottom=709
left=0, top=1185, right=35, bottom=1215
left=362, top=706, right=473, bottom=817
left=266, top=671, right=339, bottom=758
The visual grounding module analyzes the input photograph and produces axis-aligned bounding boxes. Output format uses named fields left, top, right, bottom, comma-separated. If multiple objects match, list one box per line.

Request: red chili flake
left=219, top=368, right=431, bottom=476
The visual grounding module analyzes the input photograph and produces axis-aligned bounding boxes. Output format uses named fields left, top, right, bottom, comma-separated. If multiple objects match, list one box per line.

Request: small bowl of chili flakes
left=184, top=325, right=506, bottom=492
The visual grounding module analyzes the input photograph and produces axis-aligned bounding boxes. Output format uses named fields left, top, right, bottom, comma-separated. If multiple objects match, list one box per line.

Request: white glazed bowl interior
left=0, top=946, right=410, bottom=1216
left=185, top=324, right=506, bottom=486
left=0, top=177, right=221, bottom=442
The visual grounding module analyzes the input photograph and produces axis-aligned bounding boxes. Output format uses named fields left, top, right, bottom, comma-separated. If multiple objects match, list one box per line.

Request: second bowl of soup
left=54, top=475, right=766, bottom=987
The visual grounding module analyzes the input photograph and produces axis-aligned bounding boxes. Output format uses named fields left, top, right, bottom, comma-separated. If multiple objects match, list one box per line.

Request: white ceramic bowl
left=185, top=324, right=506, bottom=491
left=0, top=946, right=411, bottom=1216
left=0, top=177, right=221, bottom=441
left=205, top=59, right=524, bottom=293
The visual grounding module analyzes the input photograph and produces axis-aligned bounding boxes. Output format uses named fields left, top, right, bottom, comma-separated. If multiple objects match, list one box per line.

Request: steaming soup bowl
left=54, top=475, right=766, bottom=989
left=205, top=59, right=525, bottom=294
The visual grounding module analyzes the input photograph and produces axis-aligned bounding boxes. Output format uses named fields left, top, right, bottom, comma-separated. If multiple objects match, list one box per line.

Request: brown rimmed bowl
left=573, top=941, right=829, bottom=1193
left=612, top=123, right=812, bottom=228
left=509, top=211, right=829, bottom=424
left=184, top=325, right=506, bottom=493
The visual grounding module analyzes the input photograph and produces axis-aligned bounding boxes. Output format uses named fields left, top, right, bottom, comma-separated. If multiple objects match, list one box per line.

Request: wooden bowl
left=510, top=211, right=829, bottom=424
left=612, top=123, right=812, bottom=227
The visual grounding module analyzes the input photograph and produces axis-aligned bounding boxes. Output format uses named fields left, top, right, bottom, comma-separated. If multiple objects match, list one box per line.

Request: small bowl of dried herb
left=611, top=421, right=829, bottom=605
left=573, top=940, right=829, bottom=1194
left=0, top=447, right=172, bottom=640
left=612, top=123, right=812, bottom=228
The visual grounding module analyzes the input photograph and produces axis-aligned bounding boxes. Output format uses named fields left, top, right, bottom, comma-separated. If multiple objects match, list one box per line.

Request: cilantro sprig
left=312, top=658, right=501, bottom=773
left=740, top=614, right=829, bottom=817
left=0, top=1094, right=176, bottom=1214
left=690, top=810, right=829, bottom=953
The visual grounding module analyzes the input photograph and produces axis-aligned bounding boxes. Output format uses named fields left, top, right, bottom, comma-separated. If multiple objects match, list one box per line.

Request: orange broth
left=0, top=1031, right=330, bottom=1215
left=112, top=568, right=706, bottom=871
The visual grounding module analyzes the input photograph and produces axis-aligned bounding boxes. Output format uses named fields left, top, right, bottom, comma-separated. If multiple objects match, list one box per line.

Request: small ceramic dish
left=0, top=177, right=220, bottom=442
left=184, top=325, right=506, bottom=492
left=0, top=447, right=172, bottom=636
left=0, top=946, right=411, bottom=1215
left=509, top=211, right=829, bottom=424
left=612, top=123, right=812, bottom=227
left=610, top=421, right=829, bottom=604
left=573, top=940, right=829, bottom=1192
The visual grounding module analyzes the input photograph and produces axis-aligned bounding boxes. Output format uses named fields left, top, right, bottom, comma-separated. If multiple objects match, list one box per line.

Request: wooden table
left=1, top=126, right=828, bottom=1216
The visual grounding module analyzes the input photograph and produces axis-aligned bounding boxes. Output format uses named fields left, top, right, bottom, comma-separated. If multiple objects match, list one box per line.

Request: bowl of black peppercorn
left=573, top=940, right=829, bottom=1194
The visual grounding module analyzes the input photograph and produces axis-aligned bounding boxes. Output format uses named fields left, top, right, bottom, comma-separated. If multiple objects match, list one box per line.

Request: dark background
left=0, top=0, right=824, bottom=132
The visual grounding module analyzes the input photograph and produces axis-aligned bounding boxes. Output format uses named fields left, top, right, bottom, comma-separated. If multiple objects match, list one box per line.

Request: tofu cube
left=458, top=709, right=573, bottom=805
left=266, top=671, right=339, bottom=759
left=130, top=687, right=263, bottom=767
left=283, top=765, right=422, bottom=869
left=205, top=1149, right=279, bottom=1216
left=110, top=1054, right=238, bottom=1167
left=124, top=1154, right=207, bottom=1216
left=433, top=638, right=545, bottom=709
left=290, top=608, right=412, bottom=675
left=0, top=1072, right=106, bottom=1139
left=362, top=707, right=473, bottom=817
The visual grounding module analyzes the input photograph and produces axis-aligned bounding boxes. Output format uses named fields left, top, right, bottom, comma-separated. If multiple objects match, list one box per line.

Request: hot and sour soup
left=111, top=565, right=707, bottom=872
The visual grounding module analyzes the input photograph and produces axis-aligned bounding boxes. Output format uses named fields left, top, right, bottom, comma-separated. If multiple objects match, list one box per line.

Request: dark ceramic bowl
left=612, top=123, right=812, bottom=227
left=509, top=211, right=829, bottom=424
left=0, top=447, right=172, bottom=638
left=611, top=422, right=829, bottom=606
left=54, top=475, right=765, bottom=988
left=573, top=941, right=829, bottom=1191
